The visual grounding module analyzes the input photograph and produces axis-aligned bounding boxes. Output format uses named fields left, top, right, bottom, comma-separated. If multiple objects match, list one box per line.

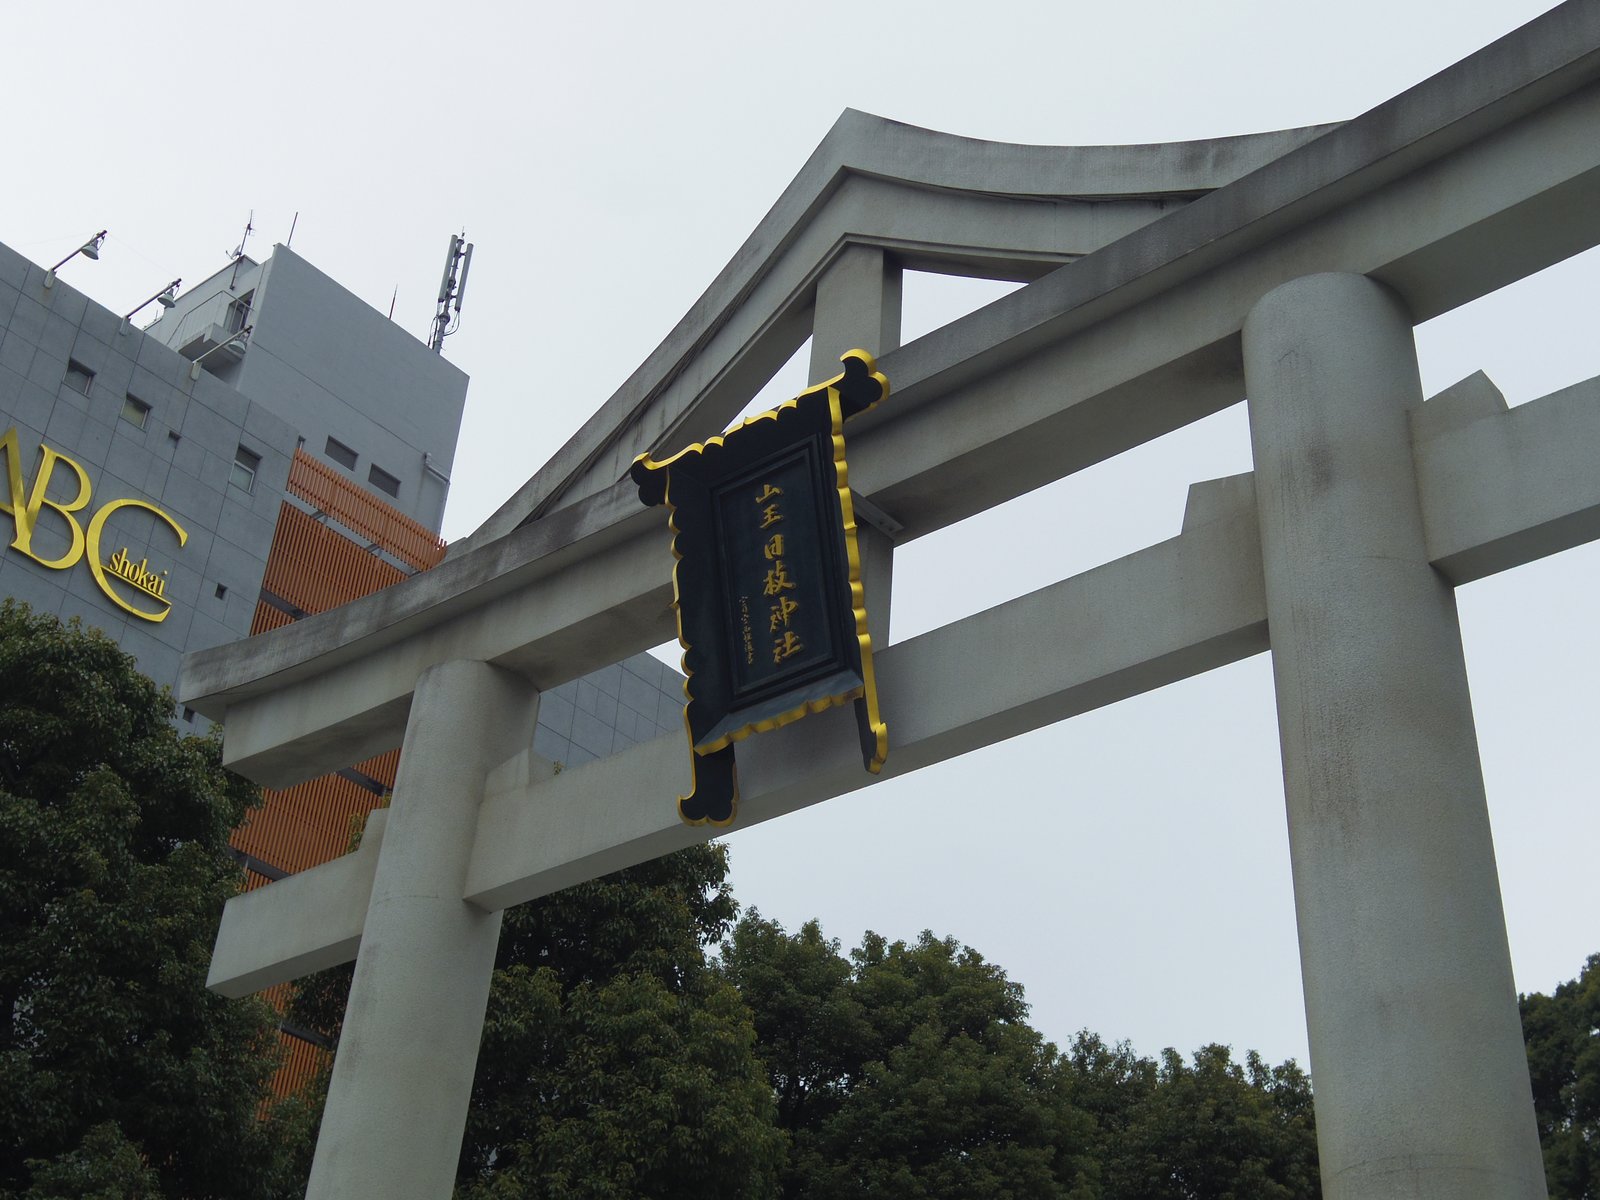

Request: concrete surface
left=305, top=660, right=539, bottom=1200
left=1244, top=272, right=1544, bottom=1198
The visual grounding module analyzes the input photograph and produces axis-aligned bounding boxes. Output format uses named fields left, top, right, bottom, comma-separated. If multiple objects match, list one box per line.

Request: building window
left=367, top=463, right=400, bottom=498
left=65, top=360, right=94, bottom=395
left=231, top=445, right=261, bottom=493
left=325, top=437, right=358, bottom=470
left=121, top=394, right=151, bottom=429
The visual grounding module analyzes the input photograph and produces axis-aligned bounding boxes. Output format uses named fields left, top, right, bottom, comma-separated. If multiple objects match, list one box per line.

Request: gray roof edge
left=454, top=112, right=1336, bottom=556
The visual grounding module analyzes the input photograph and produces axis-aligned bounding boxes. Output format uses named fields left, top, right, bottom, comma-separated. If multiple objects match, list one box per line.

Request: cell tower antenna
left=429, top=231, right=473, bottom=354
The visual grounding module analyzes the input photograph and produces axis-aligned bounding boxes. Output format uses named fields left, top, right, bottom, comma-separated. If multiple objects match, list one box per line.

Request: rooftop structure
left=144, top=244, right=467, bottom=531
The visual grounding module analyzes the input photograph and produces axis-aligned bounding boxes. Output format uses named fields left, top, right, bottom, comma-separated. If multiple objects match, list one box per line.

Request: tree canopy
left=295, top=844, right=785, bottom=1199
left=1065, top=1033, right=1319, bottom=1199
left=0, top=600, right=308, bottom=1199
left=720, top=913, right=1318, bottom=1200
left=1522, top=953, right=1600, bottom=1198
left=460, top=844, right=784, bottom=1198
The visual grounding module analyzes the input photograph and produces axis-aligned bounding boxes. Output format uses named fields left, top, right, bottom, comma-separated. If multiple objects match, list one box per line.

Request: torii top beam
left=180, top=1, right=1600, bottom=792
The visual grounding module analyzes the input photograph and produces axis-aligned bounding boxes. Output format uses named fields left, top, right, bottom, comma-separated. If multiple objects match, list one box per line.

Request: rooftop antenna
left=429, top=231, right=473, bottom=354
left=229, top=210, right=254, bottom=289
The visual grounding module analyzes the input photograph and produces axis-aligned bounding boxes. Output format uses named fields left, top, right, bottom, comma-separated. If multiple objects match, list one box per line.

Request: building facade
left=142, top=245, right=465, bottom=532
left=1, top=233, right=684, bottom=1088
left=0, top=240, right=299, bottom=692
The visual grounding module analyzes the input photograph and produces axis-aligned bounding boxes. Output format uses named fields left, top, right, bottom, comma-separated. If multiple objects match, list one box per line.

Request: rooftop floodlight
left=121, top=279, right=182, bottom=334
left=45, top=230, right=107, bottom=288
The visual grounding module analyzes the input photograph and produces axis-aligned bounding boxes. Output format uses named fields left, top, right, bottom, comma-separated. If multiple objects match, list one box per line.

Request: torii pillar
left=304, top=660, right=540, bottom=1198
left=1244, top=273, right=1546, bottom=1197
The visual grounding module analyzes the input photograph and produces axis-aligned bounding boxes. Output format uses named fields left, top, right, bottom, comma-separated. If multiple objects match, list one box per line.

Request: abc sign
left=1, top=427, right=188, bottom=623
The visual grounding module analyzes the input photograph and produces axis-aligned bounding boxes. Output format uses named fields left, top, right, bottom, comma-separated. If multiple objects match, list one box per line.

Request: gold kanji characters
left=763, top=560, right=797, bottom=595
left=769, top=595, right=799, bottom=631
left=772, top=630, right=805, bottom=663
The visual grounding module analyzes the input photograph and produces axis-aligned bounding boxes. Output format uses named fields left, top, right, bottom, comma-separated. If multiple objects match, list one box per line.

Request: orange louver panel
left=257, top=982, right=331, bottom=1101
left=357, top=748, right=401, bottom=790
left=250, top=599, right=296, bottom=636
left=261, top=504, right=407, bottom=616
left=234, top=772, right=392, bottom=876
left=286, top=448, right=447, bottom=572
left=269, top=1031, right=330, bottom=1099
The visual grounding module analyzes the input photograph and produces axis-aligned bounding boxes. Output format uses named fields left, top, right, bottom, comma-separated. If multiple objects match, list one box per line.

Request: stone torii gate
left=186, top=6, right=1600, bottom=1197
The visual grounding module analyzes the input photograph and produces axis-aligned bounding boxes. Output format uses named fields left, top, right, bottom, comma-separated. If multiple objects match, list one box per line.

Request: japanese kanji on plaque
left=630, top=349, right=891, bottom=825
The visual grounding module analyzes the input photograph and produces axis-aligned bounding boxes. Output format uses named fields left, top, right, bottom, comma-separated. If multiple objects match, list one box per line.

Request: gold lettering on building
left=1, top=427, right=188, bottom=622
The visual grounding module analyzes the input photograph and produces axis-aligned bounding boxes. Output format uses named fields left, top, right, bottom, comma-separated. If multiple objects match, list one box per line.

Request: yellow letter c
left=86, top=498, right=189, bottom=623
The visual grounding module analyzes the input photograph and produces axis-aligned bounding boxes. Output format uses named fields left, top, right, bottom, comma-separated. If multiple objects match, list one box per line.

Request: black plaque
left=631, top=350, right=890, bottom=825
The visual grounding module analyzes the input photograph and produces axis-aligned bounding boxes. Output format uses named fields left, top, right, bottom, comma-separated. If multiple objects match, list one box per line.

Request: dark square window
left=368, top=463, right=400, bottom=498
left=65, top=360, right=94, bottom=395
left=325, top=437, right=358, bottom=470
left=231, top=445, right=262, bottom=493
left=121, top=394, right=151, bottom=429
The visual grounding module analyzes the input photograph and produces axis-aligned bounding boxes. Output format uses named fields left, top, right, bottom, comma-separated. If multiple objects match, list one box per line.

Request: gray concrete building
left=0, top=233, right=680, bottom=753
left=0, top=239, right=298, bottom=700
left=142, top=244, right=467, bottom=532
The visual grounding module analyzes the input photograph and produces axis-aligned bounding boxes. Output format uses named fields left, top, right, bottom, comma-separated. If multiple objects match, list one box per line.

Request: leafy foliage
left=1522, top=953, right=1600, bottom=1198
left=724, top=914, right=1321, bottom=1200
left=1066, top=1034, right=1319, bottom=1199
left=0, top=600, right=306, bottom=1199
left=294, top=844, right=785, bottom=1198
left=459, top=844, right=784, bottom=1198
left=19, top=1123, right=158, bottom=1200
left=723, top=916, right=1099, bottom=1198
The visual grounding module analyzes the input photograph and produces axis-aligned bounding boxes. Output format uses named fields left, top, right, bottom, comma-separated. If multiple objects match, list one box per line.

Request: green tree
left=0, top=600, right=308, bottom=1199
left=718, top=915, right=871, bottom=1137
left=294, top=844, right=785, bottom=1198
left=723, top=916, right=1099, bottom=1199
left=1521, top=954, right=1600, bottom=1198
left=1067, top=1035, right=1319, bottom=1200
left=726, top=914, right=1324, bottom=1199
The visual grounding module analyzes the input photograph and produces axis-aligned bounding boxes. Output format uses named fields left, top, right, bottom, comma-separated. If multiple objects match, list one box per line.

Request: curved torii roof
left=182, top=1, right=1600, bottom=789
left=457, top=110, right=1335, bottom=552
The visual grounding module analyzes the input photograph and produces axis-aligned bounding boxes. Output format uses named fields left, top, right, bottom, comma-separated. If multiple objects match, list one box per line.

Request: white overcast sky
left=8, top=0, right=1598, bottom=1071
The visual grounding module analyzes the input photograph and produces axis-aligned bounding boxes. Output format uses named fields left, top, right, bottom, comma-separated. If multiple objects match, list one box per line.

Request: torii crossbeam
left=185, top=6, right=1600, bottom=1196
